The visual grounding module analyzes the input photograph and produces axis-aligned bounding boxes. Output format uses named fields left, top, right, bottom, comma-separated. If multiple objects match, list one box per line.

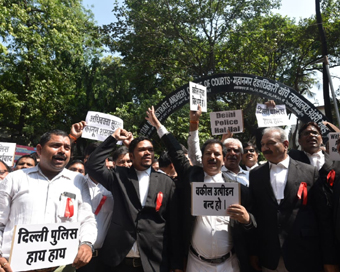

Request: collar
left=135, top=167, right=152, bottom=176
left=304, top=150, right=323, bottom=158
left=269, top=156, right=290, bottom=169
left=222, top=165, right=247, bottom=175
left=26, top=165, right=72, bottom=180
left=204, top=172, right=222, bottom=179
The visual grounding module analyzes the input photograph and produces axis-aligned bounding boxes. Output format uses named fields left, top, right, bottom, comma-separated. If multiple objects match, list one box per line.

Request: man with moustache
left=249, top=127, right=324, bottom=272
left=222, top=138, right=249, bottom=187
left=0, top=130, right=97, bottom=272
left=241, top=143, right=259, bottom=171
left=187, top=105, right=249, bottom=187
left=146, top=106, right=255, bottom=272
left=86, top=128, right=182, bottom=272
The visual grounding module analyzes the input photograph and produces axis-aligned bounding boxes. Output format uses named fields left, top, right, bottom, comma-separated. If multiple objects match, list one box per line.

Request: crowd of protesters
left=1, top=102, right=340, bottom=272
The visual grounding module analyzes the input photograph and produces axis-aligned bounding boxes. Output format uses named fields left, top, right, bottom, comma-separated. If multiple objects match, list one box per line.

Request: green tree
left=0, top=0, right=100, bottom=145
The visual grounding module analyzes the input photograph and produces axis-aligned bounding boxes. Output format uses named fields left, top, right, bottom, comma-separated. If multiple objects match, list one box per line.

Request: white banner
left=191, top=182, right=240, bottom=216
left=255, top=104, right=289, bottom=128
left=189, top=82, right=207, bottom=112
left=83, top=111, right=123, bottom=141
left=0, top=142, right=16, bottom=167
left=9, top=222, right=80, bottom=271
left=210, top=110, right=244, bottom=135
left=328, top=133, right=340, bottom=161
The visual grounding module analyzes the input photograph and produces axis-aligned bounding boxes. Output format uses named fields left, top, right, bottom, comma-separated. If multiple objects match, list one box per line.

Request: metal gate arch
left=139, top=73, right=330, bottom=137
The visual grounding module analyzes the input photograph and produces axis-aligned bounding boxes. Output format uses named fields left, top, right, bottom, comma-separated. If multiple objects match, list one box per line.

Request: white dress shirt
left=187, top=129, right=203, bottom=167
left=221, top=166, right=249, bottom=187
left=0, top=166, right=97, bottom=258
left=86, top=174, right=114, bottom=249
left=188, top=172, right=239, bottom=272
left=126, top=167, right=151, bottom=258
left=305, top=150, right=325, bottom=171
left=268, top=157, right=290, bottom=204
left=246, top=163, right=259, bottom=171
left=157, top=126, right=239, bottom=271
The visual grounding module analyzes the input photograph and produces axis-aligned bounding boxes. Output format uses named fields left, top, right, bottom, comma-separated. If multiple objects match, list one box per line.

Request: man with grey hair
left=187, top=105, right=249, bottom=186
left=249, top=126, right=324, bottom=272
left=222, top=138, right=249, bottom=187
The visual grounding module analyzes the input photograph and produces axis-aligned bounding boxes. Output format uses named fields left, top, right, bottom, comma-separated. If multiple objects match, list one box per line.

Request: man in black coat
left=249, top=127, right=323, bottom=272
left=86, top=128, right=182, bottom=272
left=289, top=122, right=340, bottom=175
left=146, top=106, right=256, bottom=272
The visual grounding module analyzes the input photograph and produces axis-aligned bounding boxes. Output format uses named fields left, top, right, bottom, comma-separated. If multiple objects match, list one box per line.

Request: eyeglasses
left=244, top=149, right=255, bottom=153
left=301, top=130, right=320, bottom=137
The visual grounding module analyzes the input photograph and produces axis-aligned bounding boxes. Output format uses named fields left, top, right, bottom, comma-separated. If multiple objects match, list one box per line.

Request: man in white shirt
left=68, top=122, right=114, bottom=272
left=249, top=127, right=324, bottom=272
left=0, top=130, right=97, bottom=272
left=146, top=106, right=255, bottom=272
left=222, top=138, right=249, bottom=187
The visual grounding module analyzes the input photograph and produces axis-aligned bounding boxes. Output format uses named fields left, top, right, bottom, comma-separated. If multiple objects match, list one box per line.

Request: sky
left=81, top=0, right=339, bottom=107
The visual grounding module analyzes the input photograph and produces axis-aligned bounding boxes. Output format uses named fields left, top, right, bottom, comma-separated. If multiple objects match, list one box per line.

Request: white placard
left=255, top=104, right=289, bottom=128
left=0, top=142, right=16, bottom=166
left=83, top=111, right=123, bottom=141
left=189, top=82, right=207, bottom=112
left=328, top=132, right=340, bottom=161
left=191, top=182, right=240, bottom=216
left=9, top=222, right=80, bottom=271
left=210, top=110, right=244, bottom=135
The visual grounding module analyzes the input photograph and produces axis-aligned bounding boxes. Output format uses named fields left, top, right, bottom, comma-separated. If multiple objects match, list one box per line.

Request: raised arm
left=146, top=106, right=192, bottom=178
left=187, top=105, right=203, bottom=166
left=86, top=128, right=131, bottom=190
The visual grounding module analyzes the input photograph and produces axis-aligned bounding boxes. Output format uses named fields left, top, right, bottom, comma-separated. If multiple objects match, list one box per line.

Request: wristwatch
left=80, top=241, right=94, bottom=253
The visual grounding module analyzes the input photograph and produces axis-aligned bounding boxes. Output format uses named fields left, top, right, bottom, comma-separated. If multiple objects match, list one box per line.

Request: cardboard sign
left=191, top=182, right=240, bottom=216
left=9, top=222, right=80, bottom=271
left=83, top=111, right=123, bottom=141
left=210, top=110, right=244, bottom=135
left=0, top=142, right=16, bottom=167
left=329, top=133, right=340, bottom=161
left=255, top=104, right=289, bottom=128
left=189, top=82, right=207, bottom=112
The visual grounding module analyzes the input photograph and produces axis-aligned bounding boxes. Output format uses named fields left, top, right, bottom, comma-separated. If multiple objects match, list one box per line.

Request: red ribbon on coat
left=64, top=197, right=74, bottom=218
left=297, top=182, right=308, bottom=206
left=327, top=169, right=336, bottom=187
left=156, top=192, right=163, bottom=212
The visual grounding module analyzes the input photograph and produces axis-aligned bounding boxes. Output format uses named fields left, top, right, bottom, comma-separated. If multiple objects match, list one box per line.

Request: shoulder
left=288, top=149, right=307, bottom=161
left=290, top=158, right=315, bottom=171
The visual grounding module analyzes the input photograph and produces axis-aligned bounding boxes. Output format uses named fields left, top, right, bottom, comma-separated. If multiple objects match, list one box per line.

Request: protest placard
left=0, top=142, right=16, bottom=167
left=210, top=110, right=243, bottom=135
left=189, top=82, right=207, bottom=112
left=328, top=132, right=340, bottom=161
left=9, top=222, right=80, bottom=271
left=255, top=104, right=289, bottom=128
left=83, top=111, right=123, bottom=141
left=191, top=182, right=240, bottom=216
left=15, top=145, right=36, bottom=163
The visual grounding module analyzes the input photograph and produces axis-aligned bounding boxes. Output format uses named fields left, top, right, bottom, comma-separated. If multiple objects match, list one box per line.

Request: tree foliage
left=0, top=0, right=100, bottom=144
